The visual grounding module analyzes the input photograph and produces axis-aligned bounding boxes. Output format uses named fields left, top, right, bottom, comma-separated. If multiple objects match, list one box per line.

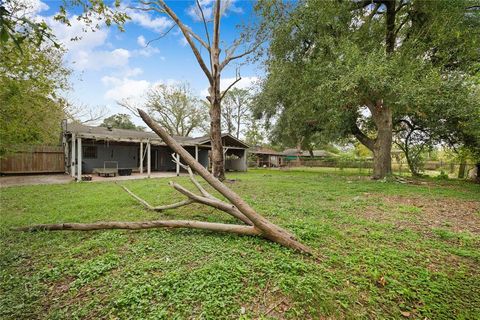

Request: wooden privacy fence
left=0, top=146, right=65, bottom=174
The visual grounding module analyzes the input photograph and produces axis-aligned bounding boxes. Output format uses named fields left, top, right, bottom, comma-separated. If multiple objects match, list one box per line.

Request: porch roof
left=64, top=123, right=249, bottom=148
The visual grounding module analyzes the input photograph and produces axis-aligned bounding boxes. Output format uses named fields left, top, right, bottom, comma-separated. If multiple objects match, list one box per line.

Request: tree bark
left=13, top=220, right=260, bottom=235
left=371, top=104, right=393, bottom=179
left=475, top=162, right=480, bottom=183
left=208, top=0, right=225, bottom=181
left=458, top=159, right=466, bottom=179
left=210, top=98, right=225, bottom=181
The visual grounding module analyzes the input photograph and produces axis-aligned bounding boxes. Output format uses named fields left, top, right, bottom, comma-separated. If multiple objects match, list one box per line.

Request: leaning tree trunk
left=372, top=104, right=393, bottom=179
left=136, top=109, right=311, bottom=253
left=15, top=109, right=313, bottom=256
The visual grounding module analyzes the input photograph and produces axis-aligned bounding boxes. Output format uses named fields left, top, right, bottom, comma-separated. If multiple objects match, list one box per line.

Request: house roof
left=64, top=123, right=249, bottom=148
left=283, top=148, right=337, bottom=157
left=249, top=147, right=287, bottom=156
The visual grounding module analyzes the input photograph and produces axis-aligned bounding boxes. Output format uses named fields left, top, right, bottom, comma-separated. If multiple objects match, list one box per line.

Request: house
left=249, top=147, right=287, bottom=167
left=63, top=122, right=249, bottom=180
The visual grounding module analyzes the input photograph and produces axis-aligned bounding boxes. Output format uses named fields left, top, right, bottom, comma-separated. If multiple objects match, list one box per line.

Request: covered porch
left=67, top=138, right=209, bottom=181
left=63, top=123, right=249, bottom=181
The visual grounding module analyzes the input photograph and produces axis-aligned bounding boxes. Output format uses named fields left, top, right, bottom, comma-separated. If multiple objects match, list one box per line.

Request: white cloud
left=123, top=67, right=144, bottom=78
left=135, top=35, right=162, bottom=57
left=103, top=77, right=151, bottom=101
left=42, top=14, right=137, bottom=71
left=127, top=9, right=174, bottom=33
left=45, top=15, right=108, bottom=52
left=179, top=36, right=189, bottom=47
left=200, top=76, right=258, bottom=97
left=102, top=76, right=180, bottom=102
left=74, top=48, right=131, bottom=70
left=9, top=0, right=49, bottom=18
left=186, top=0, right=243, bottom=22
left=137, top=35, right=147, bottom=47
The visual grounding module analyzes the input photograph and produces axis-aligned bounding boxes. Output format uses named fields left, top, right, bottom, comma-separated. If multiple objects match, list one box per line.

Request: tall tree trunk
left=353, top=102, right=393, bottom=180
left=475, top=162, right=480, bottom=184
left=154, top=0, right=255, bottom=181
left=210, top=97, right=225, bottom=181
left=369, top=0, right=395, bottom=180
left=209, top=0, right=225, bottom=181
left=405, top=153, right=420, bottom=177
left=372, top=104, right=393, bottom=179
left=236, top=108, right=241, bottom=139
left=458, top=158, right=466, bottom=179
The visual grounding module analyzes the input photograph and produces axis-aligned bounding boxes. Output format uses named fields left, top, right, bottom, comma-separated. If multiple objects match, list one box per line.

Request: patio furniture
left=118, top=168, right=132, bottom=176
left=95, top=161, right=118, bottom=177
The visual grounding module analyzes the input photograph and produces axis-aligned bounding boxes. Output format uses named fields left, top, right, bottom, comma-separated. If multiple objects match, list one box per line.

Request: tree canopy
left=0, top=27, right=69, bottom=157
left=100, top=113, right=144, bottom=131
left=123, top=83, right=208, bottom=137
left=255, top=0, right=480, bottom=178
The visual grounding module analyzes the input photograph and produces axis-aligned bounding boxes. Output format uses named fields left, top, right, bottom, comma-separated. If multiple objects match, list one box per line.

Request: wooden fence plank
left=0, top=146, right=65, bottom=174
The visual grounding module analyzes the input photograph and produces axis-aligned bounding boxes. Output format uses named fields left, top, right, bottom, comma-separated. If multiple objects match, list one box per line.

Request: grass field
left=1, top=168, right=479, bottom=319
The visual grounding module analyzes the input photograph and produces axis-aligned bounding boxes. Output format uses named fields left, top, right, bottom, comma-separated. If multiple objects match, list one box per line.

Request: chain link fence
left=274, top=158, right=477, bottom=179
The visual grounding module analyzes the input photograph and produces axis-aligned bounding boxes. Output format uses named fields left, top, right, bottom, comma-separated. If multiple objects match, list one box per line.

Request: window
left=83, top=146, right=97, bottom=159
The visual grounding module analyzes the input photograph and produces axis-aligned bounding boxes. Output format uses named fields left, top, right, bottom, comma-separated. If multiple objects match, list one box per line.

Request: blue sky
left=30, top=0, right=263, bottom=124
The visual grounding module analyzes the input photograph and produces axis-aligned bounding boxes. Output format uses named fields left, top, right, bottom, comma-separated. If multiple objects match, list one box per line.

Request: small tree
left=100, top=113, right=143, bottom=131
left=222, top=88, right=251, bottom=139
left=0, top=21, right=69, bottom=157
left=125, top=83, right=208, bottom=137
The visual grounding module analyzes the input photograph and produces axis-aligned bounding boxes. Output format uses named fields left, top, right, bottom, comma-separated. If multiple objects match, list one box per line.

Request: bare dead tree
left=15, top=109, right=313, bottom=256
left=129, top=0, right=261, bottom=180
left=65, top=102, right=109, bottom=125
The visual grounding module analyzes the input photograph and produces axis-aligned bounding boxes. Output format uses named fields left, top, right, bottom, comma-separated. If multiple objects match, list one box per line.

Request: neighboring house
left=283, top=148, right=337, bottom=160
left=249, top=147, right=287, bottom=167
left=64, top=123, right=249, bottom=180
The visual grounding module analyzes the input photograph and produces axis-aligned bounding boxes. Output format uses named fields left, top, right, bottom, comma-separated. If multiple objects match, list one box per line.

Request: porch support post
left=139, top=140, right=143, bottom=174
left=76, top=137, right=82, bottom=181
left=71, top=133, right=76, bottom=177
left=243, top=149, right=248, bottom=171
left=147, top=140, right=151, bottom=178
left=195, top=145, right=198, bottom=162
left=176, top=153, right=180, bottom=176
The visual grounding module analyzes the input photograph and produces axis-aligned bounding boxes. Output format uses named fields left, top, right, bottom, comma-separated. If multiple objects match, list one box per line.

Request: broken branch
left=138, top=109, right=314, bottom=255
left=120, top=184, right=193, bottom=211
left=13, top=220, right=261, bottom=235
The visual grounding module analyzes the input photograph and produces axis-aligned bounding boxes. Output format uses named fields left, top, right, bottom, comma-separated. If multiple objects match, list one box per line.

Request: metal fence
left=276, top=158, right=476, bottom=178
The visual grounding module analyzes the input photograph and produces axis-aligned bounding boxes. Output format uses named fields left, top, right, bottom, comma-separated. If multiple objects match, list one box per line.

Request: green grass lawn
left=1, top=168, right=479, bottom=319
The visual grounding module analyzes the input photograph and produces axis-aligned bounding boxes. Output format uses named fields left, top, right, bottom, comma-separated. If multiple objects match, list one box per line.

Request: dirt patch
left=0, top=174, right=72, bottom=188
left=363, top=194, right=480, bottom=235
left=248, top=282, right=294, bottom=319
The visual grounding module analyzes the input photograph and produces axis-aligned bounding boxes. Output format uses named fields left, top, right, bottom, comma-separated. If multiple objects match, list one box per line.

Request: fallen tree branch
left=13, top=220, right=261, bottom=235
left=138, top=109, right=314, bottom=255
left=169, top=181, right=253, bottom=225
left=16, top=109, right=314, bottom=256
left=118, top=162, right=252, bottom=225
left=120, top=184, right=193, bottom=211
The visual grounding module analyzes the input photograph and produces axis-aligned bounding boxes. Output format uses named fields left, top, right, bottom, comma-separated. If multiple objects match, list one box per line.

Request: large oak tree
left=255, top=0, right=480, bottom=179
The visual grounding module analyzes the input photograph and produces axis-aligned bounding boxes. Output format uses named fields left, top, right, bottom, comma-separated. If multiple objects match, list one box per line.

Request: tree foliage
left=255, top=0, right=480, bottom=178
left=144, top=83, right=207, bottom=137
left=0, top=0, right=58, bottom=52
left=0, top=33, right=69, bottom=157
left=100, top=113, right=144, bottom=131
left=222, top=88, right=251, bottom=139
